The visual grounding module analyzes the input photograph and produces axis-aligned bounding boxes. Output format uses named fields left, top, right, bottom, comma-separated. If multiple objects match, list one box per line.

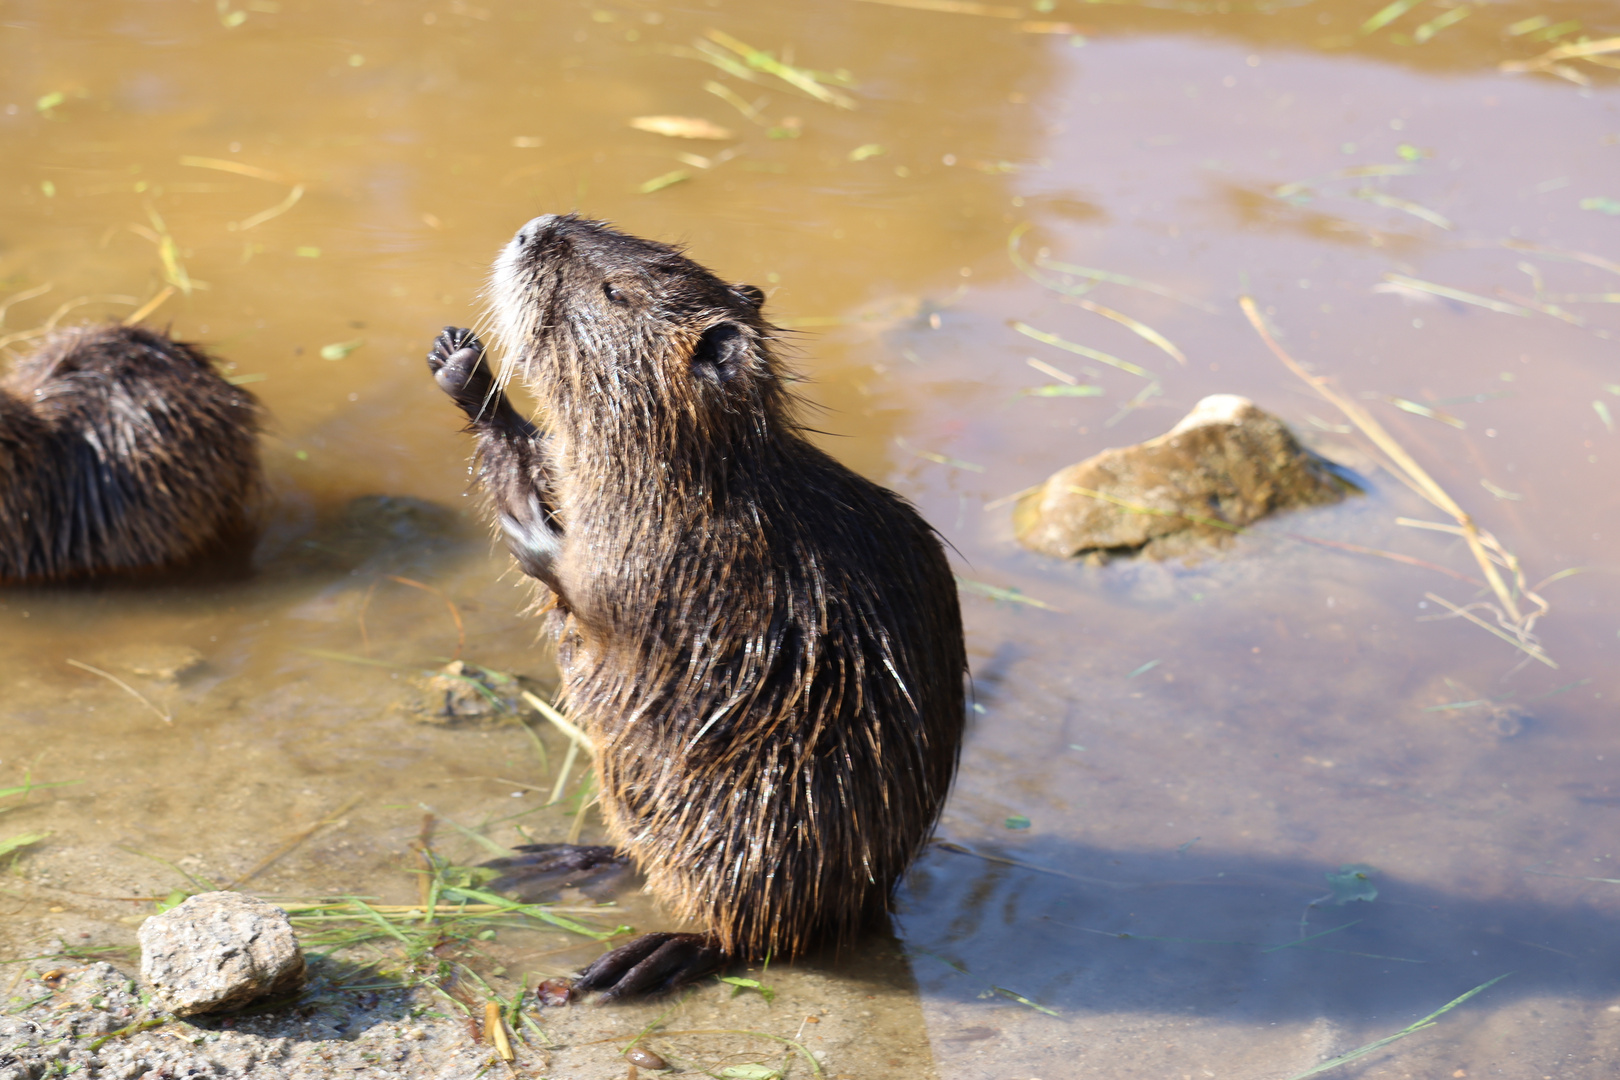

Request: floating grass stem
left=385, top=575, right=465, bottom=659
left=703, top=29, right=857, bottom=109
left=1013, top=322, right=1152, bottom=379
left=232, top=183, right=304, bottom=231
left=1360, top=0, right=1422, bottom=35
left=1273, top=164, right=1415, bottom=200
left=1387, top=396, right=1465, bottom=429
left=549, top=738, right=581, bottom=806
left=1355, top=189, right=1453, bottom=229
left=1239, top=295, right=1551, bottom=664
left=1413, top=5, right=1472, bottom=44
left=1034, top=255, right=1218, bottom=313
left=850, top=0, right=1021, bottom=16
left=65, top=659, right=171, bottom=724
left=1063, top=296, right=1186, bottom=365
left=178, top=155, right=290, bottom=184
left=954, top=576, right=1058, bottom=612
left=1382, top=274, right=1531, bottom=317
left=0, top=832, right=50, bottom=858
left=1420, top=593, right=1556, bottom=668
left=896, top=437, right=985, bottom=472
left=1104, top=380, right=1162, bottom=428
left=636, top=170, right=691, bottom=194
left=123, top=285, right=176, bottom=325
left=1283, top=973, right=1511, bottom=1080
left=1282, top=533, right=1482, bottom=586
left=520, top=689, right=593, bottom=753
left=991, top=985, right=1058, bottom=1016
left=1502, top=35, right=1620, bottom=77
left=0, top=282, right=54, bottom=327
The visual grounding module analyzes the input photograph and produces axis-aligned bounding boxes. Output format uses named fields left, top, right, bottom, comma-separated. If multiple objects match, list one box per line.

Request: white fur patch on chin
left=487, top=235, right=531, bottom=387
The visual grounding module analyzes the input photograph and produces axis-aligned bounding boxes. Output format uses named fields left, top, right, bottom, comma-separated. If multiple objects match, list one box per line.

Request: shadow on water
left=901, top=836, right=1620, bottom=1017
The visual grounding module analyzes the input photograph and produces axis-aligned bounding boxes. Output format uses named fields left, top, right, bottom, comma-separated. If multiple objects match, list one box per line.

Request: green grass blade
left=1284, top=973, right=1511, bottom=1080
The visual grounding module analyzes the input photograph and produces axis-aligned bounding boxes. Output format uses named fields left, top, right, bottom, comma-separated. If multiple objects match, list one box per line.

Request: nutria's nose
left=515, top=214, right=559, bottom=245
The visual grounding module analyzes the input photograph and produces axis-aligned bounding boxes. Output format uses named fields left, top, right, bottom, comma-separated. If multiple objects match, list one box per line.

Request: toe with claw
left=572, top=932, right=728, bottom=1001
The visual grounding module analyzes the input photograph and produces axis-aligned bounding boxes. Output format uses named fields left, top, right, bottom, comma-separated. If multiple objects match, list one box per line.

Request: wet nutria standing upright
left=0, top=323, right=263, bottom=583
left=428, top=213, right=966, bottom=999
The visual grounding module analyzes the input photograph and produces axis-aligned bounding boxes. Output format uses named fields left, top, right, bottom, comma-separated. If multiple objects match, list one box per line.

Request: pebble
left=138, top=891, right=305, bottom=1016
left=625, top=1045, right=669, bottom=1069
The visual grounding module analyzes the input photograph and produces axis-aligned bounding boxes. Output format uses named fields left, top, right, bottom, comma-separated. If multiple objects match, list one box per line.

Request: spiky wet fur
left=475, top=214, right=966, bottom=962
left=0, top=323, right=263, bottom=583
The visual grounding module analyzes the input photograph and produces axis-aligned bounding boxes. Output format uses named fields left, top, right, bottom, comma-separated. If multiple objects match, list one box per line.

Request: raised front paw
left=427, top=326, right=499, bottom=420
left=572, top=931, right=728, bottom=1002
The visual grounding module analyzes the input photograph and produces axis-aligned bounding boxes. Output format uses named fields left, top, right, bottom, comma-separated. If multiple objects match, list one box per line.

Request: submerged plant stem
left=64, top=659, right=171, bottom=724
left=1238, top=295, right=1549, bottom=661
left=1283, top=973, right=1511, bottom=1080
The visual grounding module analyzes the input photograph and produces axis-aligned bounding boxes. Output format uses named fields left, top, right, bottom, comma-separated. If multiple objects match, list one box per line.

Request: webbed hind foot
left=479, top=843, right=634, bottom=902
left=572, top=931, right=727, bottom=1002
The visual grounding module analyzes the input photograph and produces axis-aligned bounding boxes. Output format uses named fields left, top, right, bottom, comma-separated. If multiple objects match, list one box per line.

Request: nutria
left=0, top=323, right=263, bottom=584
left=428, top=213, right=967, bottom=999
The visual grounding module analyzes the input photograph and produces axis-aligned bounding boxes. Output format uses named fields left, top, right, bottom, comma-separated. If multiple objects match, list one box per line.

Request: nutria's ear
left=733, top=283, right=766, bottom=309
left=690, top=322, right=749, bottom=384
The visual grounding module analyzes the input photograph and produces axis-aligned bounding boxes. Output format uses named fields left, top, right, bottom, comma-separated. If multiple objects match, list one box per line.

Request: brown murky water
left=4, top=1, right=1620, bottom=1077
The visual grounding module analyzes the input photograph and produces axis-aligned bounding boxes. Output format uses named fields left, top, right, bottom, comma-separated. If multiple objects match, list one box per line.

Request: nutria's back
left=466, top=214, right=968, bottom=964
left=0, top=323, right=263, bottom=583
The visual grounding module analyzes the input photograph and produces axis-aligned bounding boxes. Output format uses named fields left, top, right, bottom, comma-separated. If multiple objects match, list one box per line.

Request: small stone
left=534, top=978, right=572, bottom=1007
left=138, top=892, right=305, bottom=1016
left=1014, top=394, right=1354, bottom=561
left=94, top=644, right=204, bottom=685
left=625, top=1046, right=668, bottom=1069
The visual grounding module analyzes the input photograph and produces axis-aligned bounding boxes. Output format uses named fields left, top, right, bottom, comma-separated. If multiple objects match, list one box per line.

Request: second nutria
left=428, top=214, right=967, bottom=999
left=0, top=323, right=263, bottom=584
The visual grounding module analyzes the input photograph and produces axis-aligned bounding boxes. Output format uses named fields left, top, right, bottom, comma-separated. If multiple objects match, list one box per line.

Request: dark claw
left=573, top=932, right=727, bottom=1001
left=480, top=843, right=634, bottom=903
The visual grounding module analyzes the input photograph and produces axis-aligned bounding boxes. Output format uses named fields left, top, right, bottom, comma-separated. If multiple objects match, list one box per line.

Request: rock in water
left=138, top=892, right=305, bottom=1016
left=1014, top=394, right=1353, bottom=561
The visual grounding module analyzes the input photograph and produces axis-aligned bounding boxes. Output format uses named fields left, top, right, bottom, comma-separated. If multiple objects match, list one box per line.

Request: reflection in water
left=2, top=2, right=1619, bottom=1077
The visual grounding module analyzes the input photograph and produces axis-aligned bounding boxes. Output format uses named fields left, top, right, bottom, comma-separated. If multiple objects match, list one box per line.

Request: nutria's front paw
left=427, top=326, right=498, bottom=420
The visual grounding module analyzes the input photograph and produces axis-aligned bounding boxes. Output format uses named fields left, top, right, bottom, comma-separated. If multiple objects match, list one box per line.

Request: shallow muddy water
left=4, top=1, right=1620, bottom=1077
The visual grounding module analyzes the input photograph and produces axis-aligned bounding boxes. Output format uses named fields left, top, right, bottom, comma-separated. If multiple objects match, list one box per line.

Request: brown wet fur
left=443, top=214, right=967, bottom=970
left=0, top=323, right=264, bottom=584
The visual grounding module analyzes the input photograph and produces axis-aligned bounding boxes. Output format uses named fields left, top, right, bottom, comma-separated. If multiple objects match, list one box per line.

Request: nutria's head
left=488, top=214, right=784, bottom=457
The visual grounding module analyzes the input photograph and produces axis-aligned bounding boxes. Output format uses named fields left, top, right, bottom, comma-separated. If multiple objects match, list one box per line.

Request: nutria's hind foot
left=573, top=932, right=727, bottom=1002
left=479, top=843, right=633, bottom=902
left=427, top=326, right=502, bottom=422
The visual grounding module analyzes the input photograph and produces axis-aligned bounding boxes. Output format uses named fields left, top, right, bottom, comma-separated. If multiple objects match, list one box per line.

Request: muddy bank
left=1, top=948, right=930, bottom=1080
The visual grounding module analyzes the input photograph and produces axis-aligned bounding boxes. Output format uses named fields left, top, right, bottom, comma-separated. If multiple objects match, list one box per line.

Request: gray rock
left=138, top=891, right=305, bottom=1016
left=1014, top=394, right=1354, bottom=561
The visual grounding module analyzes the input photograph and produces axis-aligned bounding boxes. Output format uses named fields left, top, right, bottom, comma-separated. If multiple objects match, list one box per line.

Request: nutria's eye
left=603, top=282, right=626, bottom=304
left=690, top=323, right=748, bottom=384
